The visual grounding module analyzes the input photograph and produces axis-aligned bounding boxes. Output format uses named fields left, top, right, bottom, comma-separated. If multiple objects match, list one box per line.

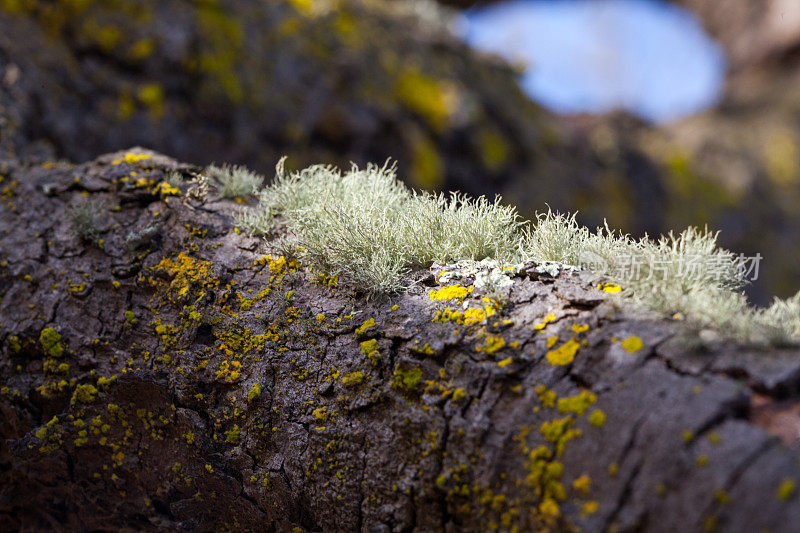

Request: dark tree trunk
left=1, top=150, right=799, bottom=532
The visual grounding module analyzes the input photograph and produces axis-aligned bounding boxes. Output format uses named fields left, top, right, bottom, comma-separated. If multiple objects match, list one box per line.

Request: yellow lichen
left=112, top=152, right=151, bottom=165
left=215, top=360, right=243, bottom=382
left=497, top=357, right=513, bottom=368
left=777, top=478, right=797, bottom=501
left=540, top=417, right=582, bottom=457
left=360, top=339, right=382, bottom=365
left=412, top=343, right=435, bottom=356
left=39, top=327, right=64, bottom=358
left=546, top=339, right=580, bottom=366
left=224, top=425, right=240, bottom=445
left=430, top=285, right=472, bottom=301
left=396, top=67, right=457, bottom=133
left=581, top=501, right=599, bottom=517
left=247, top=383, right=261, bottom=402
left=342, top=371, right=365, bottom=387
left=476, top=335, right=506, bottom=355
left=124, top=310, right=138, bottom=326
left=572, top=475, right=591, bottom=494
left=621, top=336, right=644, bottom=353
left=70, top=384, right=98, bottom=406
left=534, top=313, right=556, bottom=331
left=354, top=318, right=376, bottom=338
left=391, top=366, right=423, bottom=393
left=588, top=409, right=606, bottom=427
left=597, top=282, right=621, bottom=293
left=556, top=390, right=597, bottom=416
left=536, top=385, right=557, bottom=408
left=538, top=497, right=560, bottom=522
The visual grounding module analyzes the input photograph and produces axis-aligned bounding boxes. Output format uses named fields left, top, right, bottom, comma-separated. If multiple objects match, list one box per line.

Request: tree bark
left=1, top=150, right=799, bottom=532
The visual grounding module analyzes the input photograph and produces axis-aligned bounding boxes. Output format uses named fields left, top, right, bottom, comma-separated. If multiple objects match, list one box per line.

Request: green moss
left=39, top=327, right=63, bottom=358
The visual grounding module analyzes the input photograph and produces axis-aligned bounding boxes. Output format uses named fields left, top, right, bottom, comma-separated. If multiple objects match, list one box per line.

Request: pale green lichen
left=69, top=199, right=101, bottom=244
left=241, top=158, right=522, bottom=293
left=205, top=163, right=264, bottom=198
left=229, top=159, right=800, bottom=345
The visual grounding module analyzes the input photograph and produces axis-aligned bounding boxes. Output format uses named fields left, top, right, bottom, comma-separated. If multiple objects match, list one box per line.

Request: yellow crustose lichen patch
left=621, top=335, right=644, bottom=353
left=430, top=285, right=473, bottom=301
left=546, top=338, right=580, bottom=366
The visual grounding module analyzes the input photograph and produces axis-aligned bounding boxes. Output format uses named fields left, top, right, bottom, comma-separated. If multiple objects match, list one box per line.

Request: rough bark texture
left=1, top=150, right=800, bottom=532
